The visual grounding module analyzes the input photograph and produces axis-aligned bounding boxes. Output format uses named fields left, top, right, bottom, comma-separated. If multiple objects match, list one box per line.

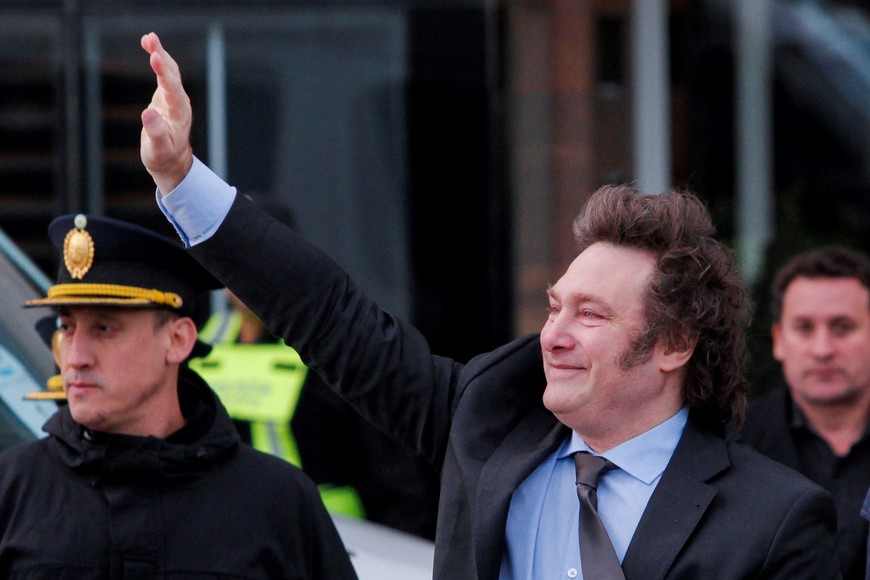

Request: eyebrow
left=790, top=313, right=857, bottom=322
left=546, top=287, right=616, bottom=315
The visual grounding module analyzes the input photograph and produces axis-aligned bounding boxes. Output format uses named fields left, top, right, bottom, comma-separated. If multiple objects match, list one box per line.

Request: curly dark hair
left=770, top=246, right=870, bottom=323
left=572, top=184, right=752, bottom=429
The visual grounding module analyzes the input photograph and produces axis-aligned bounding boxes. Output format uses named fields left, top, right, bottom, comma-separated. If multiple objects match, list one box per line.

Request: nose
left=62, top=330, right=94, bottom=370
left=540, top=311, right=574, bottom=353
left=810, top=328, right=836, bottom=359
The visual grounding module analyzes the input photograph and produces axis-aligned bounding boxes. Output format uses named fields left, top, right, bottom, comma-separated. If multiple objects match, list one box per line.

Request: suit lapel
left=474, top=405, right=569, bottom=580
left=621, top=416, right=729, bottom=580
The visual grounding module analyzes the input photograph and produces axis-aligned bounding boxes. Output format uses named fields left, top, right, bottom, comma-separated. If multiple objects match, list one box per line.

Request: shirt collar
left=786, top=388, right=870, bottom=443
left=559, top=407, right=689, bottom=485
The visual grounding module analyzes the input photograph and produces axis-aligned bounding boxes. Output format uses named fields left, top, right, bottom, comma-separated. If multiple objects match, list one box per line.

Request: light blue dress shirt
left=499, top=407, right=688, bottom=580
left=156, top=156, right=236, bottom=247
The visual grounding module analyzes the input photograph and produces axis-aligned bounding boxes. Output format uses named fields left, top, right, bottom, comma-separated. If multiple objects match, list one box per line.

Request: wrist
left=155, top=152, right=193, bottom=196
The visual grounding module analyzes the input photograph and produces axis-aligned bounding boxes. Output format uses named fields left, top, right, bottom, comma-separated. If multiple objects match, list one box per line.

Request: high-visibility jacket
left=191, top=310, right=365, bottom=519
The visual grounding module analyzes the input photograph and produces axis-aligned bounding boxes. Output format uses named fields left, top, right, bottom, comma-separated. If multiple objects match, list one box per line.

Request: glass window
left=86, top=9, right=411, bottom=316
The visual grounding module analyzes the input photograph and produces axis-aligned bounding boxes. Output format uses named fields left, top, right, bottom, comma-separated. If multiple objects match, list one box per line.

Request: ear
left=655, top=333, right=697, bottom=373
left=165, top=316, right=198, bottom=365
left=658, top=343, right=695, bottom=373
left=771, top=323, right=785, bottom=362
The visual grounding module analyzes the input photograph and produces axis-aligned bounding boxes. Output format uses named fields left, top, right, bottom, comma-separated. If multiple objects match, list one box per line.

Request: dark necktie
left=573, top=452, right=626, bottom=580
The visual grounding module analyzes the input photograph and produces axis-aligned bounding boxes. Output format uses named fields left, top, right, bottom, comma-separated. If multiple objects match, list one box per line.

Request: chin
left=69, top=404, right=100, bottom=428
left=804, top=391, right=860, bottom=407
left=542, top=385, right=580, bottom=416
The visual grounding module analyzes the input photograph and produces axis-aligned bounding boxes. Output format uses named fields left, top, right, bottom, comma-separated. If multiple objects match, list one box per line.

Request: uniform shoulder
left=0, top=438, right=55, bottom=491
left=231, top=444, right=319, bottom=489
left=0, top=437, right=51, bottom=464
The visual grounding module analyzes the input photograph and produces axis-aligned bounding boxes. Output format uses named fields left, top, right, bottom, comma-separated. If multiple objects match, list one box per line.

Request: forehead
left=781, top=277, right=870, bottom=318
left=551, top=242, right=655, bottom=305
left=59, top=306, right=157, bottom=322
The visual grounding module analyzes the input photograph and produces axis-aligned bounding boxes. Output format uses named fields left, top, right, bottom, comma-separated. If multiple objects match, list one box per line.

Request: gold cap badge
left=63, top=214, right=94, bottom=280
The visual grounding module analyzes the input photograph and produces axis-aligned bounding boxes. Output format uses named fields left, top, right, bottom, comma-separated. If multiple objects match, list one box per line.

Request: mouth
left=66, top=378, right=99, bottom=393
left=806, top=368, right=844, bottom=381
left=545, top=360, right=587, bottom=375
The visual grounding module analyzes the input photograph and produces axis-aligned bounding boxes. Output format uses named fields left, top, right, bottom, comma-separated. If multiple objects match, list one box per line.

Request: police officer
left=0, top=213, right=357, bottom=579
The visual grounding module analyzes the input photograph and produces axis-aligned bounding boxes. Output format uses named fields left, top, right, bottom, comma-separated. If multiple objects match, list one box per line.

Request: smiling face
left=540, top=242, right=686, bottom=450
left=773, top=277, right=870, bottom=410
left=57, top=307, right=195, bottom=437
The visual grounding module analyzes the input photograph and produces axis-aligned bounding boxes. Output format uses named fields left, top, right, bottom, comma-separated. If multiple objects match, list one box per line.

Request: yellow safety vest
left=191, top=310, right=366, bottom=519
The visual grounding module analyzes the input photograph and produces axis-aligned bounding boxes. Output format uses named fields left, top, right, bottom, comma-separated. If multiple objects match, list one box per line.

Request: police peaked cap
left=25, top=213, right=222, bottom=329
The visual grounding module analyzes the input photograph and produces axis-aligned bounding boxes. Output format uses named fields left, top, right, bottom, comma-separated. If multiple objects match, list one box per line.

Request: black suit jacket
left=190, top=195, right=840, bottom=579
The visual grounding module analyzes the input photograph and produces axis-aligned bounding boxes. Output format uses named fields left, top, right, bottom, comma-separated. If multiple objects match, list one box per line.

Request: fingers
left=140, top=31, right=157, bottom=53
left=141, top=32, right=166, bottom=80
left=141, top=32, right=187, bottom=115
left=140, top=31, right=193, bottom=194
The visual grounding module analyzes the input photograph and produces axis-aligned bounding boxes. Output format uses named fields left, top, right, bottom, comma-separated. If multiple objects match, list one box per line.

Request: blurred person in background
left=740, top=246, right=870, bottom=580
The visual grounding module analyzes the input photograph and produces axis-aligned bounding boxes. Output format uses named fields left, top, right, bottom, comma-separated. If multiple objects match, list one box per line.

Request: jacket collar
left=44, top=368, right=240, bottom=483
left=621, top=412, right=728, bottom=579
left=473, top=408, right=727, bottom=580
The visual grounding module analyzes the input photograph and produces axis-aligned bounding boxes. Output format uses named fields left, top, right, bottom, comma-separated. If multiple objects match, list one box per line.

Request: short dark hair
left=770, top=246, right=870, bottom=323
left=152, top=308, right=181, bottom=330
left=572, top=184, right=751, bottom=429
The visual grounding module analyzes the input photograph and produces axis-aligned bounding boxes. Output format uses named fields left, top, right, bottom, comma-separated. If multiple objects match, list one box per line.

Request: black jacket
left=190, top=194, right=840, bottom=580
left=740, top=384, right=870, bottom=580
left=0, top=368, right=356, bottom=579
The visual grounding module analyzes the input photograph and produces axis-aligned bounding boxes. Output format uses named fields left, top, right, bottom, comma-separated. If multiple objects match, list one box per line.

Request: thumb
left=140, top=106, right=192, bottom=194
left=141, top=107, right=168, bottom=142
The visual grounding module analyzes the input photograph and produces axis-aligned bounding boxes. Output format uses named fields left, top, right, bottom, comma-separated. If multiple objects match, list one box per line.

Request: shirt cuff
left=155, top=156, right=236, bottom=248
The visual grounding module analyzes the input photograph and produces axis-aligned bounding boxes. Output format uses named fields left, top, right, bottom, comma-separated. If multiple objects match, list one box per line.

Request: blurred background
left=0, top=0, right=868, bottom=388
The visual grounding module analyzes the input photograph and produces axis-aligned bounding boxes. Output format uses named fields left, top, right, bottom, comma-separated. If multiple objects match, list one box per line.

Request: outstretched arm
left=140, top=32, right=194, bottom=195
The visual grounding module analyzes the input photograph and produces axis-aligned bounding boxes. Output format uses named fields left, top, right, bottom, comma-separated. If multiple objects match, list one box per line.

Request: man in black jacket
left=0, top=213, right=356, bottom=579
left=140, top=31, right=841, bottom=579
left=740, top=246, right=870, bottom=580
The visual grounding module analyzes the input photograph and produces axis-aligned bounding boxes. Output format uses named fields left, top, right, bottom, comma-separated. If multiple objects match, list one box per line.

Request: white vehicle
left=0, top=228, right=434, bottom=580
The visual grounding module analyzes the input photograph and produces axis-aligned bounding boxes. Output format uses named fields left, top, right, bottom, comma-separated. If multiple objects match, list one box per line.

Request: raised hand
left=140, top=32, right=194, bottom=195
